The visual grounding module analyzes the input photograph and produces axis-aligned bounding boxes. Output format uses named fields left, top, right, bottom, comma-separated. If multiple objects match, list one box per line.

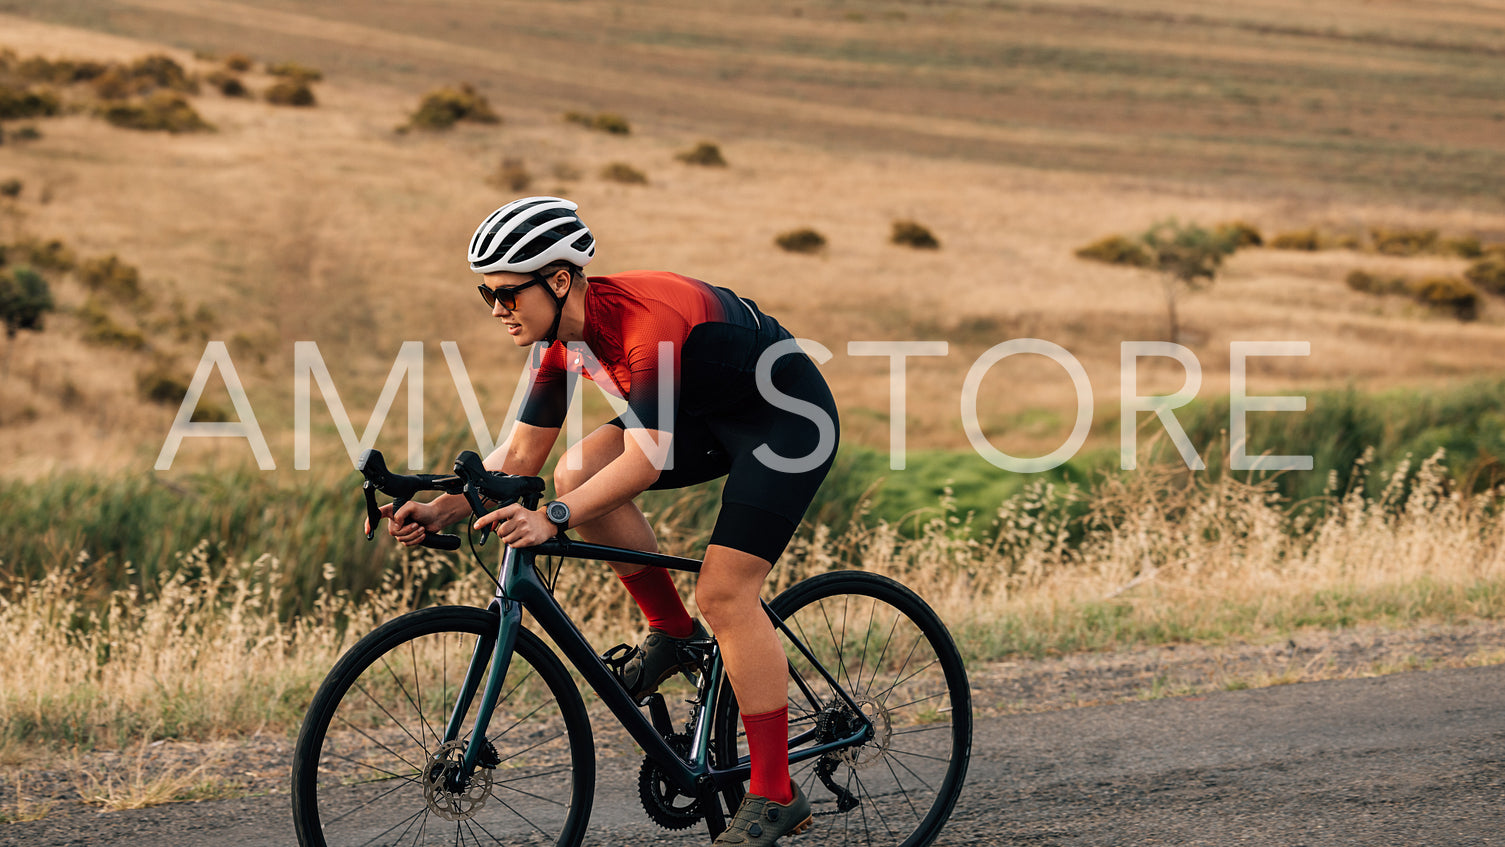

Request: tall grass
left=4, top=379, right=1505, bottom=608
left=1148, top=377, right=1505, bottom=502
left=3, top=447, right=1501, bottom=752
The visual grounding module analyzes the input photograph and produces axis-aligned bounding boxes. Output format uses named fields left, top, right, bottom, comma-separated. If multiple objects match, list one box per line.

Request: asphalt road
left=5, top=664, right=1501, bottom=846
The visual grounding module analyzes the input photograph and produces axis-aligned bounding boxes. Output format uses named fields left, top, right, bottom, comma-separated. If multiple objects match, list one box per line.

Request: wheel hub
left=834, top=696, right=892, bottom=770
left=422, top=740, right=494, bottom=821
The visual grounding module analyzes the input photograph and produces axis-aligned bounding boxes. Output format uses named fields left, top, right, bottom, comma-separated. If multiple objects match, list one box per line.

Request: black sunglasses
left=477, top=273, right=545, bottom=311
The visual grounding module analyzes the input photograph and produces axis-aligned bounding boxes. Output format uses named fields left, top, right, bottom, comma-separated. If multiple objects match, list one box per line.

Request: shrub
left=99, top=91, right=215, bottom=132
left=0, top=179, right=19, bottom=199
left=10, top=125, right=41, bottom=142
left=1371, top=226, right=1439, bottom=256
left=487, top=157, right=531, bottom=192
left=137, top=363, right=190, bottom=405
left=1463, top=255, right=1505, bottom=296
left=1214, top=220, right=1263, bottom=248
left=600, top=162, right=647, bottom=184
left=10, top=238, right=76, bottom=273
left=128, top=54, right=197, bottom=93
left=265, top=78, right=316, bottom=107
left=78, top=254, right=143, bottom=302
left=205, top=71, right=249, bottom=98
left=223, top=53, right=254, bottom=73
left=676, top=141, right=727, bottom=166
left=404, top=83, right=499, bottom=130
left=159, top=298, right=217, bottom=343
left=266, top=61, right=322, bottom=82
left=775, top=228, right=827, bottom=254
left=1345, top=269, right=1410, bottom=296
left=90, top=66, right=136, bottom=99
left=1442, top=235, right=1483, bottom=259
left=14, top=56, right=107, bottom=84
left=891, top=220, right=940, bottom=249
left=76, top=299, right=147, bottom=349
left=89, top=55, right=197, bottom=98
left=0, top=84, right=62, bottom=120
left=564, top=111, right=631, bottom=134
left=1270, top=229, right=1322, bottom=251
left=1074, top=234, right=1153, bottom=267
left=1411, top=276, right=1479, bottom=321
left=0, top=266, right=54, bottom=339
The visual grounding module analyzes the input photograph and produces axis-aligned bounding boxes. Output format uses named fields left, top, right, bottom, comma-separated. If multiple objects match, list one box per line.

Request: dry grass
left=0, top=769, right=54, bottom=822
left=3, top=451, right=1501, bottom=757
left=2, top=7, right=1505, bottom=474
left=76, top=738, right=243, bottom=810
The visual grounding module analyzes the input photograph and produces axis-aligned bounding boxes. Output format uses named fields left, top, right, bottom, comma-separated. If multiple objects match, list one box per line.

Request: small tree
left=0, top=266, right=54, bottom=375
left=1140, top=220, right=1238, bottom=343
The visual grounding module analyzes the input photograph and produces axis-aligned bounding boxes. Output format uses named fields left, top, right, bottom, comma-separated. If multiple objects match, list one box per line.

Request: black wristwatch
left=544, top=500, right=571, bottom=531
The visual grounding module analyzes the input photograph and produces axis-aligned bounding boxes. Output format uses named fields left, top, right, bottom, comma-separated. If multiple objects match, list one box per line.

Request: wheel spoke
left=294, top=610, right=592, bottom=847
left=722, top=574, right=969, bottom=847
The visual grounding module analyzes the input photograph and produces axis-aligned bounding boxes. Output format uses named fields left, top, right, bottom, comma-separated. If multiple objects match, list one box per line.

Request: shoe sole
left=788, top=815, right=814, bottom=837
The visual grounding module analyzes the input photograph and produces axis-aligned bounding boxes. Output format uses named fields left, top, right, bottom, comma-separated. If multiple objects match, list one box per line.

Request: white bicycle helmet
left=468, top=196, right=595, bottom=274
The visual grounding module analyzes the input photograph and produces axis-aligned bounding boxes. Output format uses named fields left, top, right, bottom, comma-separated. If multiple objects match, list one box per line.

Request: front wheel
left=714, top=571, right=973, bottom=847
left=292, top=605, right=595, bottom=847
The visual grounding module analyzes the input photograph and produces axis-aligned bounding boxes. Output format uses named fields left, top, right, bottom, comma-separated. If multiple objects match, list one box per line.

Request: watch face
left=547, top=501, right=570, bottom=525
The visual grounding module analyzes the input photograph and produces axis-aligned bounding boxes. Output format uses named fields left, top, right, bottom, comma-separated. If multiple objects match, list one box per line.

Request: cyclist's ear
left=546, top=266, right=578, bottom=296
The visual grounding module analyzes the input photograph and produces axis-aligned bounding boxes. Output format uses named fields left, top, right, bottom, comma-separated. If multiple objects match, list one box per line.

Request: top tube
left=528, top=537, right=703, bottom=573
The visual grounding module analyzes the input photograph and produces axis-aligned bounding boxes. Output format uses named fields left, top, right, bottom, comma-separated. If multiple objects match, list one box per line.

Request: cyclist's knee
left=554, top=426, right=626, bottom=494
left=695, top=547, right=770, bottom=629
left=553, top=455, right=590, bottom=495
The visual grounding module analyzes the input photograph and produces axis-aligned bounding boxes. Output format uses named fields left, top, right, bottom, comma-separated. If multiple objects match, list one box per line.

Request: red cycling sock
left=618, top=567, right=693, bottom=638
left=742, top=706, right=793, bottom=804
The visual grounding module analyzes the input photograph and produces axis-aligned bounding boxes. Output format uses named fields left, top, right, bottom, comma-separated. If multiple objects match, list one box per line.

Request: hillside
left=2, top=0, right=1505, bottom=479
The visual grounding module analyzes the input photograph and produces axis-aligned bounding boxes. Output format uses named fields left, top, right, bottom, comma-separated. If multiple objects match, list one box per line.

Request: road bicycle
left=291, top=448, right=972, bottom=846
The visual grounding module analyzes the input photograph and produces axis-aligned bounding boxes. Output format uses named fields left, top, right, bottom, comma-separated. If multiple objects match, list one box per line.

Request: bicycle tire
left=292, top=605, right=595, bottom=847
left=712, top=571, right=972, bottom=847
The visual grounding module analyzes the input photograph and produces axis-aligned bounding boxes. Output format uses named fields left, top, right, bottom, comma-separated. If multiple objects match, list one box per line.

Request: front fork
left=439, top=597, right=523, bottom=789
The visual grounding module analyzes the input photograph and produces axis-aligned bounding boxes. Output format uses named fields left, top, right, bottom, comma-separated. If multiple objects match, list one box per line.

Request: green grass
left=1143, top=376, right=1505, bottom=502
left=6, top=377, right=1505, bottom=615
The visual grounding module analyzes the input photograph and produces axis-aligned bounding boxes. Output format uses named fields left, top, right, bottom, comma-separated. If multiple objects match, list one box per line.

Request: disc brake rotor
left=423, top=739, right=494, bottom=822
left=837, top=696, right=892, bottom=769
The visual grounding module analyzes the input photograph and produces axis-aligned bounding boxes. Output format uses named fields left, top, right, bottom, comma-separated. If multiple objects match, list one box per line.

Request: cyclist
left=379, top=196, right=839, bottom=845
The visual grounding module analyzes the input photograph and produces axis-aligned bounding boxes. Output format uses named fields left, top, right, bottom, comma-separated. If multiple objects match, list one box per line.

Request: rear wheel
left=713, top=571, right=972, bottom=847
left=292, top=605, right=595, bottom=846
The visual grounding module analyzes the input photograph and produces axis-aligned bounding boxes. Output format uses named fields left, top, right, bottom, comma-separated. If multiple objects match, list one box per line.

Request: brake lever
left=363, top=481, right=382, bottom=541
left=462, top=481, right=492, bottom=547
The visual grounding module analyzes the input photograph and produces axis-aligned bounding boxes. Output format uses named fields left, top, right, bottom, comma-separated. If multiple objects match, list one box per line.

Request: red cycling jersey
left=519, top=270, right=750, bottom=430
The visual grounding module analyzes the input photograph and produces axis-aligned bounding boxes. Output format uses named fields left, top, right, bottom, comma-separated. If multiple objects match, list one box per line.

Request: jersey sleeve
left=516, top=341, right=571, bottom=428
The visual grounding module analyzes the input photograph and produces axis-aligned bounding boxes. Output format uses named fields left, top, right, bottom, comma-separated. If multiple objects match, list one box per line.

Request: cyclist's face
left=482, top=271, right=551, bottom=345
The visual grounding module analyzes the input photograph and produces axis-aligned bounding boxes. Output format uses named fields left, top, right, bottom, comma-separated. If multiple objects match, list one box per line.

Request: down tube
left=511, top=568, right=700, bottom=789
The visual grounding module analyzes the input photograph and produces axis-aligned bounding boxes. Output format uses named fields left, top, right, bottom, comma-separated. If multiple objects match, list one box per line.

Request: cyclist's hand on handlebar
left=374, top=500, right=445, bottom=548
left=475, top=503, right=553, bottom=549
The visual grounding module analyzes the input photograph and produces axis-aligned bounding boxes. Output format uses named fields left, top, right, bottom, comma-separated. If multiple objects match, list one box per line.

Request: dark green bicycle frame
left=437, top=536, right=874, bottom=822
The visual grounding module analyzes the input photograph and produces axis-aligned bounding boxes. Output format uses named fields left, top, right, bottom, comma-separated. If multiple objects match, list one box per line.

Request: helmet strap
left=540, top=269, right=571, bottom=345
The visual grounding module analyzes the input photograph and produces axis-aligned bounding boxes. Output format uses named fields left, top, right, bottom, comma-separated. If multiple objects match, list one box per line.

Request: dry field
left=1, top=0, right=1505, bottom=478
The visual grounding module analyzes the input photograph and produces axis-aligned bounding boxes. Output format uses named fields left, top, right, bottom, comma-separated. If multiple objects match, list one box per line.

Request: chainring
left=638, top=733, right=702, bottom=830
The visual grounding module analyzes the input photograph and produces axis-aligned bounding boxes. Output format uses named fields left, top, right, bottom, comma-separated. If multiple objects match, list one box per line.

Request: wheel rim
left=771, top=578, right=969, bottom=847
left=306, top=622, right=585, bottom=846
